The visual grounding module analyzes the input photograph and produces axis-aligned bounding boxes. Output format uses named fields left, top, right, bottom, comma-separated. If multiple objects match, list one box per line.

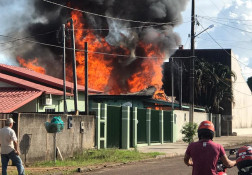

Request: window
left=45, top=108, right=55, bottom=113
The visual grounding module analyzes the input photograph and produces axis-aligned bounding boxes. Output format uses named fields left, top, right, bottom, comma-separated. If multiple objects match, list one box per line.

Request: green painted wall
left=17, top=92, right=85, bottom=113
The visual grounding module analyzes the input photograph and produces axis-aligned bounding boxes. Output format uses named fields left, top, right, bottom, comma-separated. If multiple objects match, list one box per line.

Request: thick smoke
left=3, top=0, right=189, bottom=91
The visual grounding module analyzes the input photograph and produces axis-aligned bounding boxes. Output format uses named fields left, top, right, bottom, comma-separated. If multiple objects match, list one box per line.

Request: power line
left=0, top=30, right=59, bottom=45
left=42, top=0, right=182, bottom=25
left=199, top=16, right=252, bottom=34
left=196, top=24, right=252, bottom=96
left=71, top=20, right=192, bottom=31
left=195, top=57, right=252, bottom=97
left=200, top=15, right=252, bottom=22
left=198, top=23, right=250, bottom=68
left=0, top=34, right=167, bottom=59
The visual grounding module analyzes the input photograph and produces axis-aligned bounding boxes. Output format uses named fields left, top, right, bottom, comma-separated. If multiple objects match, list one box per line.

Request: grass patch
left=32, top=148, right=162, bottom=167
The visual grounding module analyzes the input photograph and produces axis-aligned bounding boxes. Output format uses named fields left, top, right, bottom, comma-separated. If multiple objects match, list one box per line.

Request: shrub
left=181, top=122, right=198, bottom=144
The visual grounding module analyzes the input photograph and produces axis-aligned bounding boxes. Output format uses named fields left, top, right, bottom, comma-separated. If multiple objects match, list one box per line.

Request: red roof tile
left=0, top=87, right=42, bottom=113
left=0, top=64, right=102, bottom=93
left=0, top=73, right=67, bottom=95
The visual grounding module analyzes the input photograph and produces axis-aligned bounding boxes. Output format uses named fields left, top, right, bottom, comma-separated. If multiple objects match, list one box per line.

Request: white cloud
left=246, top=1, right=252, bottom=8
left=175, top=0, right=252, bottom=80
left=236, top=0, right=244, bottom=6
left=229, top=12, right=238, bottom=18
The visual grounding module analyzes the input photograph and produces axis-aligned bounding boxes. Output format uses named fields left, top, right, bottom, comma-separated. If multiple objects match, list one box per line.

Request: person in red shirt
left=184, top=120, right=236, bottom=175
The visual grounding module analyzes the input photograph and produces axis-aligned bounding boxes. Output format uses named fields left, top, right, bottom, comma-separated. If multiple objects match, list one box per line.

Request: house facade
left=0, top=64, right=101, bottom=113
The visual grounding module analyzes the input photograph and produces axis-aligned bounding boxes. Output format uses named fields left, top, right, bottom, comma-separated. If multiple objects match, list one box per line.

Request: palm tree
left=195, top=58, right=236, bottom=113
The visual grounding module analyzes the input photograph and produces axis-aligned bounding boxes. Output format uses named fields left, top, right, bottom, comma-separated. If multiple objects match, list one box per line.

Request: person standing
left=184, top=120, right=236, bottom=175
left=0, top=118, right=25, bottom=175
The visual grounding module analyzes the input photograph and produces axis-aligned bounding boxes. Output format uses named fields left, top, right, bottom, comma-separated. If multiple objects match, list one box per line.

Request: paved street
left=84, top=146, right=240, bottom=175
left=79, top=134, right=252, bottom=175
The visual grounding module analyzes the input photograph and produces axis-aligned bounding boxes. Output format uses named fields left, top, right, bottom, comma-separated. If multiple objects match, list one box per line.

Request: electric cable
left=195, top=57, right=252, bottom=97
left=199, top=16, right=252, bottom=34
left=0, top=30, right=59, bottom=45
left=42, top=0, right=183, bottom=25
left=71, top=20, right=192, bottom=31
left=0, top=34, right=168, bottom=59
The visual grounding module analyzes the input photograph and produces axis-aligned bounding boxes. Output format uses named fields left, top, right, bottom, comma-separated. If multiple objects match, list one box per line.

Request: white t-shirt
left=0, top=126, right=17, bottom=154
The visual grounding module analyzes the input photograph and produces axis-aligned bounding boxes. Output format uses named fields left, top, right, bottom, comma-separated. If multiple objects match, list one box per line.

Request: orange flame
left=17, top=56, right=46, bottom=74
left=153, top=89, right=168, bottom=101
left=17, top=10, right=168, bottom=96
left=71, top=11, right=113, bottom=92
left=71, top=10, right=166, bottom=94
left=128, top=43, right=164, bottom=93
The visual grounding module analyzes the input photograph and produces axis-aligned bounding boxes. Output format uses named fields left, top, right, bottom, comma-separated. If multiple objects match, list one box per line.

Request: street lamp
left=195, top=24, right=214, bottom=38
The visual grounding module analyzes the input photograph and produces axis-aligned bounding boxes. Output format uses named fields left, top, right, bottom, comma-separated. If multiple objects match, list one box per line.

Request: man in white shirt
left=0, top=118, right=25, bottom=175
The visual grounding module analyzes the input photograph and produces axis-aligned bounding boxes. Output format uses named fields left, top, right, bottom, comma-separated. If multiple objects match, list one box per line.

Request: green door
left=137, top=108, right=147, bottom=144
left=107, top=106, right=122, bottom=148
left=163, top=111, right=172, bottom=142
left=151, top=110, right=159, bottom=143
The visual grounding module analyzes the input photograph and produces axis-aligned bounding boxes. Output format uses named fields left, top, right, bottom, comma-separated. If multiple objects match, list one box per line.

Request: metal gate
left=151, top=110, right=159, bottom=143
left=137, top=108, right=147, bottom=144
left=163, top=111, right=173, bottom=142
left=107, top=106, right=122, bottom=148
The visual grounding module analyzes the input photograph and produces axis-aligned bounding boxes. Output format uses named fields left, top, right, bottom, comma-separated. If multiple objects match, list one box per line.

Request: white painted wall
left=231, top=52, right=252, bottom=128
left=174, top=110, right=209, bottom=141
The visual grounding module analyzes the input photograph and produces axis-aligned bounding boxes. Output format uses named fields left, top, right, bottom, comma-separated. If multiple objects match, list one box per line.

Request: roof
left=0, top=73, right=66, bottom=95
left=0, top=87, right=42, bottom=113
left=0, top=64, right=101, bottom=93
left=0, top=63, right=102, bottom=113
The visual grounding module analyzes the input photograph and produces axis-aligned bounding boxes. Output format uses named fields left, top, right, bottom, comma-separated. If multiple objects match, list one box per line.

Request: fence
left=93, top=103, right=176, bottom=149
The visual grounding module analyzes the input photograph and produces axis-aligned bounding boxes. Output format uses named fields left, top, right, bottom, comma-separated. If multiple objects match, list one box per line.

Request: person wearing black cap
left=0, top=118, right=25, bottom=175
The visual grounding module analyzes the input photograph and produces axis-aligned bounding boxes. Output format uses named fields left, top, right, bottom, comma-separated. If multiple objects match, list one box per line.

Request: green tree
left=247, top=76, right=252, bottom=92
left=181, top=122, right=198, bottom=144
left=195, top=58, right=236, bottom=113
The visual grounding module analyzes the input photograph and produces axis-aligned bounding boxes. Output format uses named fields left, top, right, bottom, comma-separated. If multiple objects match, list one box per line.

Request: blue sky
left=1, top=0, right=252, bottom=80
left=175, top=0, right=252, bottom=80
left=0, top=0, right=34, bottom=65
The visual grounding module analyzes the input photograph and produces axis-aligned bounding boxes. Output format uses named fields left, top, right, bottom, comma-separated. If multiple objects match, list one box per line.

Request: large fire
left=17, top=10, right=166, bottom=96
left=72, top=11, right=165, bottom=95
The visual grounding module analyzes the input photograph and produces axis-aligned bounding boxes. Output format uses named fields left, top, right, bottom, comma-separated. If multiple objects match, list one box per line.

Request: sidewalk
left=137, top=134, right=252, bottom=158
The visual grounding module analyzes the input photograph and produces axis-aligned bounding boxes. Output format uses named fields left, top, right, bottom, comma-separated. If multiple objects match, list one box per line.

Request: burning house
left=2, top=0, right=190, bottom=107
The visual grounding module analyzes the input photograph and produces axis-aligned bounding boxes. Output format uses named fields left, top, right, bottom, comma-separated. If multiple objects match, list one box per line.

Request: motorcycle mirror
left=229, top=149, right=236, bottom=155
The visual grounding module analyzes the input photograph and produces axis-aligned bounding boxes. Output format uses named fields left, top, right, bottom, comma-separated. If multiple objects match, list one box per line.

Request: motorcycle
left=236, top=145, right=252, bottom=175
left=217, top=147, right=252, bottom=175
left=217, top=149, right=236, bottom=175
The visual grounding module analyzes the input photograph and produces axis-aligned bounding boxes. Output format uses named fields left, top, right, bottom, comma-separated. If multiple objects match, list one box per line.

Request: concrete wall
left=231, top=53, right=252, bottom=129
left=174, top=110, right=209, bottom=141
left=17, top=113, right=95, bottom=163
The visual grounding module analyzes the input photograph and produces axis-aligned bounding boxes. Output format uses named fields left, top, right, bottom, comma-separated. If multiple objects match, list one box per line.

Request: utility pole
left=179, top=60, right=183, bottom=110
left=84, top=42, right=89, bottom=115
left=62, top=24, right=67, bottom=114
left=190, top=0, right=195, bottom=123
left=70, top=18, right=79, bottom=115
left=171, top=57, right=174, bottom=110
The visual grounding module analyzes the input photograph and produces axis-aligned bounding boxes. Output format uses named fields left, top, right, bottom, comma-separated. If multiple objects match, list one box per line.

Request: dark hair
left=198, top=129, right=214, bottom=140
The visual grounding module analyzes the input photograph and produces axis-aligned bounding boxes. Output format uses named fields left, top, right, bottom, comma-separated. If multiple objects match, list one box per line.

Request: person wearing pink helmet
left=184, top=120, right=236, bottom=175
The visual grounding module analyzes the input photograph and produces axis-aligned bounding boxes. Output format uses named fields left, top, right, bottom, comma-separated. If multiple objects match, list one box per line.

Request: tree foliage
left=247, top=76, right=252, bottom=92
left=194, top=58, right=236, bottom=113
left=162, top=58, right=236, bottom=114
left=181, top=122, right=198, bottom=144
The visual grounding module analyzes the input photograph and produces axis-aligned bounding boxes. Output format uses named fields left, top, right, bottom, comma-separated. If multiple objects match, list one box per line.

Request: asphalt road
left=82, top=145, right=243, bottom=175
